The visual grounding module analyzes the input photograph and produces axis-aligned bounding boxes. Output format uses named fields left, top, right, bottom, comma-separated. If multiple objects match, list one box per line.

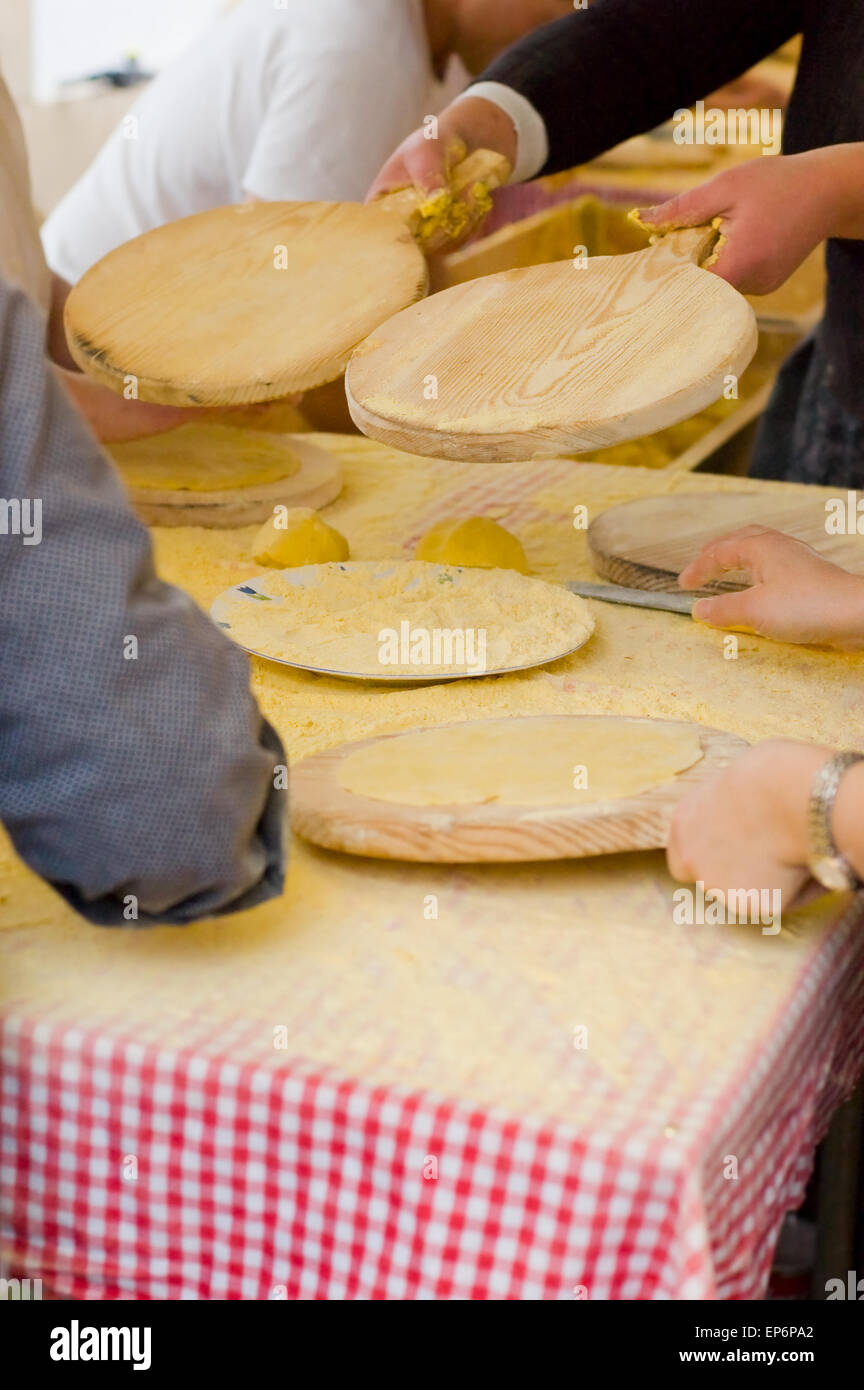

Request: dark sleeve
left=0, top=277, right=286, bottom=927
left=479, top=0, right=802, bottom=176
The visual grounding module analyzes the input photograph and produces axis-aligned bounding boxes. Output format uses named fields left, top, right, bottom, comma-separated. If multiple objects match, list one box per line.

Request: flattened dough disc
left=110, top=429, right=342, bottom=527
left=64, top=151, right=510, bottom=406
left=291, top=715, right=748, bottom=862
left=346, top=226, right=758, bottom=461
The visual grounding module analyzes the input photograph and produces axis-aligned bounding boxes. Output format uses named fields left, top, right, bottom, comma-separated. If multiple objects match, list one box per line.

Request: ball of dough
left=415, top=516, right=527, bottom=573
left=252, top=507, right=349, bottom=568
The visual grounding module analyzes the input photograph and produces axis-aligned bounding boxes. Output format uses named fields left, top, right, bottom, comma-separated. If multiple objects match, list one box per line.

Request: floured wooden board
left=291, top=715, right=748, bottom=862
left=346, top=225, right=758, bottom=461
left=110, top=428, right=342, bottom=527
left=64, top=150, right=510, bottom=406
left=588, top=492, right=864, bottom=594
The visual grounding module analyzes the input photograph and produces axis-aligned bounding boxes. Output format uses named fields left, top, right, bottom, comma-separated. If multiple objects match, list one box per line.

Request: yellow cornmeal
left=338, top=718, right=703, bottom=806
left=219, top=560, right=594, bottom=676
left=142, top=437, right=864, bottom=772
left=626, top=208, right=726, bottom=270
left=578, top=340, right=779, bottom=469
left=413, top=181, right=494, bottom=247
left=2, top=437, right=862, bottom=1124
left=702, top=216, right=728, bottom=271
left=110, top=423, right=301, bottom=492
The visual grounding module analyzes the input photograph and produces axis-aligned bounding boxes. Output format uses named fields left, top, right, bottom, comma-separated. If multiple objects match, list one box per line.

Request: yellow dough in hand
left=252, top=507, right=349, bottom=568
left=415, top=516, right=527, bottom=573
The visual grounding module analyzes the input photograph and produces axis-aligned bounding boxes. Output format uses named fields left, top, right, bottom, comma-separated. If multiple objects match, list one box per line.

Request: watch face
left=811, top=857, right=853, bottom=893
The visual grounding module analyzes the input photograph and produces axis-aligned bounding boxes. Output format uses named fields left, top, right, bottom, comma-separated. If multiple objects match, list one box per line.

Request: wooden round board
left=346, top=226, right=758, bottom=462
left=588, top=492, right=864, bottom=594
left=111, top=433, right=342, bottom=527
left=64, top=201, right=428, bottom=404
left=291, top=715, right=748, bottom=863
left=63, top=151, right=509, bottom=406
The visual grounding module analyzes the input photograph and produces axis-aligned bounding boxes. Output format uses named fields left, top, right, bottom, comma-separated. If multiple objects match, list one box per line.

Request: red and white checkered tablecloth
left=3, top=894, right=863, bottom=1301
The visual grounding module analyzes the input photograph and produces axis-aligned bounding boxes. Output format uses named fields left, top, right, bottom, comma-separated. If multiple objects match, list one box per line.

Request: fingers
left=635, top=172, right=748, bottom=284
left=637, top=170, right=733, bottom=233
left=366, top=133, right=449, bottom=202
left=677, top=526, right=776, bottom=591
left=679, top=526, right=820, bottom=593
left=691, top=590, right=759, bottom=631
left=699, top=228, right=771, bottom=293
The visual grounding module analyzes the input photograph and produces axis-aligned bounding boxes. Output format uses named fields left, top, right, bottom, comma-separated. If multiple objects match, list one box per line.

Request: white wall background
left=32, top=0, right=229, bottom=99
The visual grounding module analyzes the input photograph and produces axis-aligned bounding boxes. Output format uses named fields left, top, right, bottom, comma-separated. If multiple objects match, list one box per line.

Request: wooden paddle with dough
left=346, top=225, right=759, bottom=462
left=291, top=715, right=748, bottom=863
left=63, top=151, right=510, bottom=407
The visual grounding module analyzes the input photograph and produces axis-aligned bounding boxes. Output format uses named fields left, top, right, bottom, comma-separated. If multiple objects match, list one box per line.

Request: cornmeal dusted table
left=2, top=438, right=864, bottom=1300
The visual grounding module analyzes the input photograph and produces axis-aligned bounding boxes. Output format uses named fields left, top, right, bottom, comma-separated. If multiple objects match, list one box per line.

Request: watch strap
left=808, top=751, right=864, bottom=891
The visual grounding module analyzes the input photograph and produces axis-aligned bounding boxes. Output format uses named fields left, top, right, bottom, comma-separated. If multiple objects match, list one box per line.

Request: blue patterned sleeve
left=0, top=279, right=286, bottom=925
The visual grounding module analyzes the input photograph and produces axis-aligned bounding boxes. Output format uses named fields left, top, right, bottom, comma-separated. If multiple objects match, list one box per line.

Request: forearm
left=0, top=279, right=285, bottom=925
left=815, top=143, right=864, bottom=241
left=477, top=0, right=800, bottom=177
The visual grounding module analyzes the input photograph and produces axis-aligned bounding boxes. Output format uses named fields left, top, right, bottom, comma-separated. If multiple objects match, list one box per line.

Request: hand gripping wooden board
left=345, top=226, right=758, bottom=461
left=63, top=151, right=510, bottom=407
left=109, top=429, right=342, bottom=527
left=588, top=492, right=864, bottom=594
left=290, top=715, right=747, bottom=863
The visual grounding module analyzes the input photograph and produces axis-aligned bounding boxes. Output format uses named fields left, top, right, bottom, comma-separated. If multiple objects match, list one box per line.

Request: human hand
left=666, top=739, right=826, bottom=912
left=636, top=147, right=856, bottom=294
left=678, top=526, right=864, bottom=650
left=55, top=366, right=205, bottom=443
left=366, top=98, right=516, bottom=250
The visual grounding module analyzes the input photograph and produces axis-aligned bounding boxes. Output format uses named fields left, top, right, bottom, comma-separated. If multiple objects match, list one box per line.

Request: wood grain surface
left=291, top=715, right=747, bottom=863
left=346, top=227, right=758, bottom=461
left=588, top=492, right=864, bottom=593
left=113, top=433, right=342, bottom=527
left=437, top=195, right=651, bottom=290
left=65, top=202, right=428, bottom=405
left=63, top=151, right=509, bottom=407
left=438, top=198, right=824, bottom=336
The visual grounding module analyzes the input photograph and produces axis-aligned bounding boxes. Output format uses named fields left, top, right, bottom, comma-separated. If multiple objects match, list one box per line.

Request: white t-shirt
left=42, top=0, right=464, bottom=284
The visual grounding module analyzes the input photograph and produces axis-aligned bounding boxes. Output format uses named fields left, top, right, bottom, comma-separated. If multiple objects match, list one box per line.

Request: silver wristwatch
left=808, top=751, right=864, bottom=892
